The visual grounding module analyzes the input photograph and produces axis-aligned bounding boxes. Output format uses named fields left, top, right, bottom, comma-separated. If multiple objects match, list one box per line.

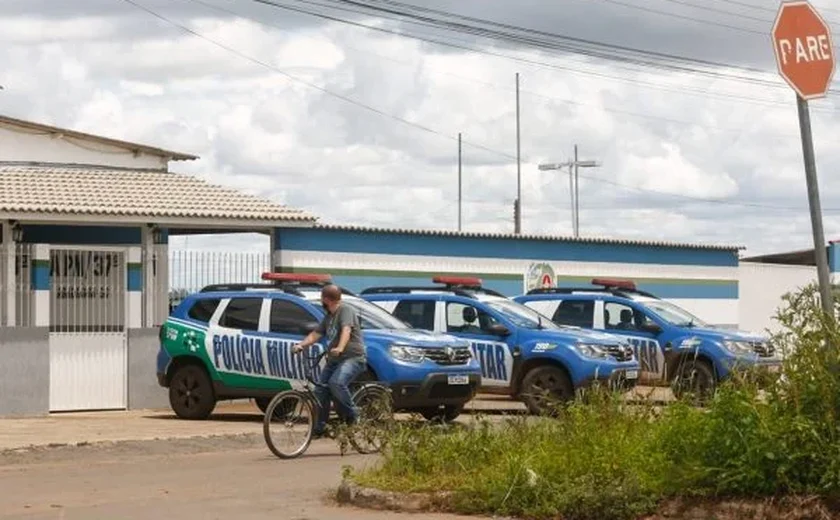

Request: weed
left=352, top=283, right=840, bottom=520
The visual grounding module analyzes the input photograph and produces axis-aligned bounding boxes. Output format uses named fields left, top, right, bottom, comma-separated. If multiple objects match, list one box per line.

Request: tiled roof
left=312, top=224, right=743, bottom=251
left=0, top=164, right=316, bottom=224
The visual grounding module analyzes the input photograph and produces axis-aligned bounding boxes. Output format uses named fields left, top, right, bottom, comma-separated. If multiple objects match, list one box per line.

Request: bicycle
left=262, top=348, right=394, bottom=459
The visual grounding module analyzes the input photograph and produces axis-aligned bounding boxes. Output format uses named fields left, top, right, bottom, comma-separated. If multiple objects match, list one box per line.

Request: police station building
left=0, top=113, right=814, bottom=417
left=0, top=114, right=315, bottom=416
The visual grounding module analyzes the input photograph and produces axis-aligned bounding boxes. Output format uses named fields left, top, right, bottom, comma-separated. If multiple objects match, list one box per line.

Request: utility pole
left=574, top=145, right=579, bottom=236
left=458, top=132, right=462, bottom=231
left=514, top=72, right=522, bottom=235
left=538, top=147, right=601, bottom=237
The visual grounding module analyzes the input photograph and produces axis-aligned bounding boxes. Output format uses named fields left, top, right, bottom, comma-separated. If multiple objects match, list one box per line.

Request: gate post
left=1, top=221, right=13, bottom=326
left=31, top=244, right=50, bottom=327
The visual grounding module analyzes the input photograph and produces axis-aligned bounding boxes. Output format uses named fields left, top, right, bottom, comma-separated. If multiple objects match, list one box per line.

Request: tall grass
left=351, top=284, right=840, bottom=520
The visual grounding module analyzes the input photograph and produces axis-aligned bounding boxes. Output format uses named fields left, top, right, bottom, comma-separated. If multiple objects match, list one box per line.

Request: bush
left=351, top=283, right=840, bottom=520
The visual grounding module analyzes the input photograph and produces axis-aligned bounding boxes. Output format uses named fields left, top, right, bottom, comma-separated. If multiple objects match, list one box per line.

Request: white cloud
left=2, top=1, right=840, bottom=258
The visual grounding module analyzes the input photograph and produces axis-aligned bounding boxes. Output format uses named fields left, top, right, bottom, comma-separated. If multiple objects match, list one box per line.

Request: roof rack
left=360, top=275, right=507, bottom=299
left=199, top=272, right=357, bottom=297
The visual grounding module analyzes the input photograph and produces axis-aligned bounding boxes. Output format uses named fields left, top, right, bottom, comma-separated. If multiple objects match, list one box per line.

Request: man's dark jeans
left=313, top=355, right=367, bottom=435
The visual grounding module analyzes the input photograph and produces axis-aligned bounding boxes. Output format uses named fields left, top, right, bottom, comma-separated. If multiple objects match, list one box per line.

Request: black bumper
left=389, top=372, right=481, bottom=410
left=157, top=372, right=168, bottom=388
left=580, top=368, right=639, bottom=391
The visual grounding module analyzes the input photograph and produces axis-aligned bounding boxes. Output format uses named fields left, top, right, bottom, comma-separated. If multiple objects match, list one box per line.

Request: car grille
left=605, top=344, right=635, bottom=362
left=748, top=341, right=776, bottom=358
left=423, top=346, right=473, bottom=365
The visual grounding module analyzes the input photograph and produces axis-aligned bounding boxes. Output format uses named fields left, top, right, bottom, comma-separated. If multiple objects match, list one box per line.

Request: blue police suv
left=360, top=276, right=641, bottom=415
left=157, top=272, right=482, bottom=422
left=513, top=278, right=782, bottom=401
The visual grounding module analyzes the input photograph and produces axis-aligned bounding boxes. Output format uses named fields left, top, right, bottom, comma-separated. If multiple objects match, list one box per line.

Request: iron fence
left=0, top=243, right=33, bottom=327
left=165, top=250, right=272, bottom=318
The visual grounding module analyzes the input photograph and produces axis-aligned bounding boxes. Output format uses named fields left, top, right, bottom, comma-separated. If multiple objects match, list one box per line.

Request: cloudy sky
left=2, top=0, right=840, bottom=256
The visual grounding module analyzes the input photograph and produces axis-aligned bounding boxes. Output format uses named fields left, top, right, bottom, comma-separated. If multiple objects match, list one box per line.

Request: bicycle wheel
left=347, top=384, right=394, bottom=455
left=263, top=390, right=315, bottom=459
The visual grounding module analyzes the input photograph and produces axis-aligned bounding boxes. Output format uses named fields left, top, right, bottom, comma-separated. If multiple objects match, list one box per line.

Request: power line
left=285, top=0, right=840, bottom=96
left=246, top=0, right=839, bottom=113
left=189, top=0, right=801, bottom=137
left=319, top=0, right=789, bottom=85
left=120, top=0, right=840, bottom=214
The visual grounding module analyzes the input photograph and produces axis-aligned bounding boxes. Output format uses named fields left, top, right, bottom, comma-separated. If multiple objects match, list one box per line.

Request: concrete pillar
left=127, top=246, right=142, bottom=329
left=30, top=244, right=50, bottom=327
left=2, top=221, right=14, bottom=327
left=141, top=226, right=155, bottom=327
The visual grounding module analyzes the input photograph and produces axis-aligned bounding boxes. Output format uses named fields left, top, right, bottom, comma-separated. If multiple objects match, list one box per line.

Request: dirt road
left=0, top=433, right=477, bottom=520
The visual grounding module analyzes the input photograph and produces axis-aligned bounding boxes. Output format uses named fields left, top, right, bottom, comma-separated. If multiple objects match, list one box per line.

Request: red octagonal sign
left=772, top=0, right=835, bottom=100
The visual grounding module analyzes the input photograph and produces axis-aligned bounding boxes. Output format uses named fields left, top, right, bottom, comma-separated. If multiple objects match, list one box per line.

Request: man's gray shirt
left=317, top=303, right=366, bottom=359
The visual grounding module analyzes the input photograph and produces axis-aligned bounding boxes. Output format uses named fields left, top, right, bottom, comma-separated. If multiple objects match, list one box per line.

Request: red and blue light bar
left=432, top=275, right=483, bottom=287
left=591, top=277, right=636, bottom=290
left=261, top=272, right=333, bottom=283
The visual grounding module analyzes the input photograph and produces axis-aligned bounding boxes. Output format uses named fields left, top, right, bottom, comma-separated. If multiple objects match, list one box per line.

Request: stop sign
left=772, top=1, right=835, bottom=100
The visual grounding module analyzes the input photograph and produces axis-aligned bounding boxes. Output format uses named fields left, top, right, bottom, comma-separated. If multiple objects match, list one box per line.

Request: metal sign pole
left=796, top=94, right=834, bottom=316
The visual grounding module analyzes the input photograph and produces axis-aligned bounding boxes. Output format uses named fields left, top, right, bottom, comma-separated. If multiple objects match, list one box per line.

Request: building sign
left=524, top=262, right=556, bottom=292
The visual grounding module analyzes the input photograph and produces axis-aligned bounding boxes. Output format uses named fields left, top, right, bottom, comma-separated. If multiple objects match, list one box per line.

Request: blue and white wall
left=274, top=226, right=741, bottom=327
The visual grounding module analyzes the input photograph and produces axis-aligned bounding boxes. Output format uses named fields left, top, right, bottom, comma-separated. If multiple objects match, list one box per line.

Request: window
left=552, top=300, right=594, bottom=328
left=393, top=300, right=436, bottom=330
left=270, top=299, right=318, bottom=335
left=218, top=297, right=263, bottom=331
left=187, top=298, right=221, bottom=323
left=445, top=302, right=499, bottom=334
left=604, top=302, right=642, bottom=331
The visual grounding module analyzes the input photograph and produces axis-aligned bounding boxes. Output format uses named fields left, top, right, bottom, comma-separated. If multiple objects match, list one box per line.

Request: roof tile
left=0, top=165, right=316, bottom=223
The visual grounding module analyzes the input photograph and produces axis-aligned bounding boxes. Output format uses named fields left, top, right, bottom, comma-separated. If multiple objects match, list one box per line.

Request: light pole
left=538, top=148, right=601, bottom=237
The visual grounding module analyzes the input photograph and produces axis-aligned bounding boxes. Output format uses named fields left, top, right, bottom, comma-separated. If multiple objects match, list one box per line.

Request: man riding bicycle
left=293, top=284, right=367, bottom=438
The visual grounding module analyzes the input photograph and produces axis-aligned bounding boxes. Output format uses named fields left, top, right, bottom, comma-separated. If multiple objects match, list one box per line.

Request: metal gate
left=49, top=247, right=128, bottom=411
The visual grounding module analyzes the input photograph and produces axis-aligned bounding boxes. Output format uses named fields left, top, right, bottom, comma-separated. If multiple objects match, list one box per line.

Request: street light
left=537, top=145, right=601, bottom=237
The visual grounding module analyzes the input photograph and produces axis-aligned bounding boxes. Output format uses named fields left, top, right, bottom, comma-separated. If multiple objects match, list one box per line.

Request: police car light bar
left=432, top=275, right=483, bottom=287
left=591, top=278, right=636, bottom=290
left=261, top=272, right=333, bottom=283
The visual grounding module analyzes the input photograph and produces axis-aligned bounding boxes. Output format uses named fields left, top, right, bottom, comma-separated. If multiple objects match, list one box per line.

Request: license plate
left=448, top=374, right=469, bottom=385
left=624, top=370, right=639, bottom=380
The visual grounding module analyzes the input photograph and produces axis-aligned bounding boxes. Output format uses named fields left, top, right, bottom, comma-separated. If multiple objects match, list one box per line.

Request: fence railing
left=164, top=250, right=272, bottom=318
left=0, top=243, right=33, bottom=327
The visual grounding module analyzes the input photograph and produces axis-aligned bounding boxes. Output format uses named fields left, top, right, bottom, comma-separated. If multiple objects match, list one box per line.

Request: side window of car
left=187, top=298, right=220, bottom=323
left=218, top=297, right=263, bottom=331
left=604, top=302, right=642, bottom=331
left=392, top=300, right=436, bottom=330
left=446, top=302, right=498, bottom=334
left=270, top=299, right=318, bottom=335
left=552, top=299, right=594, bottom=328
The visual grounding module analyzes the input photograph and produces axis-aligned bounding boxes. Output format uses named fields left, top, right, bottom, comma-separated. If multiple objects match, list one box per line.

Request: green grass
left=350, top=284, right=840, bottom=520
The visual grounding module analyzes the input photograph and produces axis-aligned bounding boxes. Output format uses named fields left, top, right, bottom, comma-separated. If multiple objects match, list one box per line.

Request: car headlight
left=574, top=343, right=610, bottom=359
left=723, top=340, right=754, bottom=356
left=389, top=344, right=426, bottom=363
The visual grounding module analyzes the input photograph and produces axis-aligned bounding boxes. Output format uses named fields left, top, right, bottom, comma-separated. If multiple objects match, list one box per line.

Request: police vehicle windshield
left=642, top=299, right=708, bottom=328
left=485, top=299, right=562, bottom=330
left=341, top=297, right=412, bottom=330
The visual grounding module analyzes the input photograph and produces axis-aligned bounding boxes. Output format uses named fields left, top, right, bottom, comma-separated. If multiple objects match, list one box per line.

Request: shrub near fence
left=351, top=283, right=840, bottom=520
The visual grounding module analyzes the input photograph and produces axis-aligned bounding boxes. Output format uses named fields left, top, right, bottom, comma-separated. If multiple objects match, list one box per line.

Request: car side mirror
left=640, top=321, right=662, bottom=334
left=486, top=323, right=511, bottom=337
left=300, top=321, right=320, bottom=334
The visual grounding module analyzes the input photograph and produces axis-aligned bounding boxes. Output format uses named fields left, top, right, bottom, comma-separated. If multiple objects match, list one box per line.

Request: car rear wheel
left=519, top=365, right=574, bottom=415
left=169, top=364, right=216, bottom=420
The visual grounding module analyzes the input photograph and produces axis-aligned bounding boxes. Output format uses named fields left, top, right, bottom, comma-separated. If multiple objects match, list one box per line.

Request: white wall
left=739, top=261, right=817, bottom=335
left=0, top=126, right=167, bottom=170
